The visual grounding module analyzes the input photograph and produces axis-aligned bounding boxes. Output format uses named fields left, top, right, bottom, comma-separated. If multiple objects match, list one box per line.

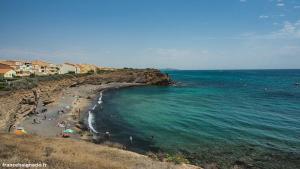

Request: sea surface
left=91, top=70, right=300, bottom=169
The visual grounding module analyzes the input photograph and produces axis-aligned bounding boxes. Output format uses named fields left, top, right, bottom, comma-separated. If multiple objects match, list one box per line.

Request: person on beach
left=43, top=115, right=47, bottom=120
left=104, top=131, right=110, bottom=140
left=8, top=125, right=15, bottom=132
left=64, top=122, right=70, bottom=130
left=129, top=136, right=133, bottom=144
left=32, top=118, right=40, bottom=124
left=42, top=108, right=47, bottom=113
left=57, top=122, right=65, bottom=128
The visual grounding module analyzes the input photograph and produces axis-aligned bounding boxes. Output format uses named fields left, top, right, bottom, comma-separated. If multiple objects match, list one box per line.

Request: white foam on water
left=88, top=92, right=103, bottom=133
left=98, top=92, right=103, bottom=104
left=88, top=111, right=99, bottom=133
left=99, top=92, right=103, bottom=101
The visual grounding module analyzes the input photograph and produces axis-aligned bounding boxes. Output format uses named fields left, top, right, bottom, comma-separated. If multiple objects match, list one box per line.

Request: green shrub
left=67, top=71, right=75, bottom=74
left=87, top=70, right=95, bottom=74
left=165, top=153, right=190, bottom=164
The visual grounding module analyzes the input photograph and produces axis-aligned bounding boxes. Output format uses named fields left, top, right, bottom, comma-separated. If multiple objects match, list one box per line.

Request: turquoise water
left=93, top=70, right=300, bottom=168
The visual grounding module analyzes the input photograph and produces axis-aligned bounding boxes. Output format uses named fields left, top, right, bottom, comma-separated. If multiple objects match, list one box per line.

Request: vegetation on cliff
left=0, top=69, right=171, bottom=92
left=0, top=133, right=199, bottom=169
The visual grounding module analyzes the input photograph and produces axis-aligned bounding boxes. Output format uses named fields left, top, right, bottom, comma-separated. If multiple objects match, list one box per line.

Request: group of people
left=32, top=106, right=48, bottom=124
left=57, top=121, right=69, bottom=130
left=57, top=109, right=65, bottom=115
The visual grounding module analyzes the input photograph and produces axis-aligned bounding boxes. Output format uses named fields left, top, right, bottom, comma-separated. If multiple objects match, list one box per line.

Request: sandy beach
left=19, top=82, right=142, bottom=139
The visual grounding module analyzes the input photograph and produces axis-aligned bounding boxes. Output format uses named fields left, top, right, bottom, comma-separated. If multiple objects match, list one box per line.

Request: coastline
left=19, top=82, right=144, bottom=140
left=0, top=69, right=172, bottom=132
left=0, top=69, right=201, bottom=169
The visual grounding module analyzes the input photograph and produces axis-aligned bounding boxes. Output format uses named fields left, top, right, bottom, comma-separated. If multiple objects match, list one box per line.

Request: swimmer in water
left=129, top=136, right=133, bottom=144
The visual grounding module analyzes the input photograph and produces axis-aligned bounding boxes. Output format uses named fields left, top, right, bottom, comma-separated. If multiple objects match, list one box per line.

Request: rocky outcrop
left=83, top=69, right=172, bottom=85
left=143, top=70, right=172, bottom=85
left=0, top=69, right=171, bottom=131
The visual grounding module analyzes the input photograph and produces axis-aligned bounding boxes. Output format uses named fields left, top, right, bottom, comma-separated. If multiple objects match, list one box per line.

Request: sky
left=0, top=0, right=300, bottom=69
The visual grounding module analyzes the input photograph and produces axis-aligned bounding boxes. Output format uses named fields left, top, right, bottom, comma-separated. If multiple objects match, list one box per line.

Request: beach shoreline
left=18, top=82, right=143, bottom=141
left=0, top=69, right=172, bottom=132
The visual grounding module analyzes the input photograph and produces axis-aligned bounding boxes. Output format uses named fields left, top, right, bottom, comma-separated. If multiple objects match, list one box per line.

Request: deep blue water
left=92, top=70, right=300, bottom=169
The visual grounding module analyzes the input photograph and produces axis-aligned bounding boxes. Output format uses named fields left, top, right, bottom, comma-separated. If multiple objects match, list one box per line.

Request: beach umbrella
left=62, top=133, right=70, bottom=138
left=15, top=127, right=27, bottom=135
left=63, top=129, right=75, bottom=134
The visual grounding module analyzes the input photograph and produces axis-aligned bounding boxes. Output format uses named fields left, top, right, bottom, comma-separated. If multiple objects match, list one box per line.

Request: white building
left=0, top=63, right=17, bottom=78
left=31, top=60, right=49, bottom=75
left=0, top=60, right=32, bottom=77
left=47, top=63, right=59, bottom=75
left=59, top=63, right=80, bottom=74
left=0, top=69, right=16, bottom=78
left=19, top=62, right=33, bottom=74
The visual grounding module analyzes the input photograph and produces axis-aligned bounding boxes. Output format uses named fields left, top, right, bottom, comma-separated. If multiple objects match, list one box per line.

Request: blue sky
left=0, top=0, right=300, bottom=69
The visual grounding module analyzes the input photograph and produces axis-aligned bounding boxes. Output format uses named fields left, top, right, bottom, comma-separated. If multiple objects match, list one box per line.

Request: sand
left=19, top=82, right=141, bottom=138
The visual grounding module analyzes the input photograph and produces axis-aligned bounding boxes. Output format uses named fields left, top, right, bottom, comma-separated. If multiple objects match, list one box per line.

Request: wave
left=98, top=92, right=103, bottom=104
left=88, top=92, right=104, bottom=133
left=88, top=111, right=99, bottom=133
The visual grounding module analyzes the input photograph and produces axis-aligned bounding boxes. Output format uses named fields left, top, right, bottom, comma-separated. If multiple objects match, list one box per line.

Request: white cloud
left=270, top=20, right=300, bottom=39
left=259, top=15, right=269, bottom=19
left=238, top=20, right=300, bottom=40
left=277, top=3, right=285, bottom=6
left=240, top=0, right=247, bottom=2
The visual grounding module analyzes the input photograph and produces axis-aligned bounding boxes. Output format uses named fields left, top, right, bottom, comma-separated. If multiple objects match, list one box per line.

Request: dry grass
left=0, top=133, right=201, bottom=169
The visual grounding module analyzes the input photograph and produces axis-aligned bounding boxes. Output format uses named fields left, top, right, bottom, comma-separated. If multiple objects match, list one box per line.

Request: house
left=0, top=63, right=16, bottom=78
left=76, top=64, right=97, bottom=74
left=59, top=63, right=80, bottom=74
left=47, top=63, right=59, bottom=75
left=18, top=61, right=33, bottom=76
left=0, top=60, right=32, bottom=77
left=31, top=60, right=49, bottom=75
left=32, top=60, right=59, bottom=75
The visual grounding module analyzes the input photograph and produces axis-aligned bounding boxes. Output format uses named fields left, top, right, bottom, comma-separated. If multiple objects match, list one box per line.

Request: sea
left=90, top=70, right=300, bottom=169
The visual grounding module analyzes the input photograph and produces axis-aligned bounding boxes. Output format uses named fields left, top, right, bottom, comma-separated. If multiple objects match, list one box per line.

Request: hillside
left=0, top=133, right=200, bottom=169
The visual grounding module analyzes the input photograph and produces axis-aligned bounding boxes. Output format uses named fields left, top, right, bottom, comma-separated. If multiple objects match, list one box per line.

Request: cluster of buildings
left=0, top=60, right=114, bottom=78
